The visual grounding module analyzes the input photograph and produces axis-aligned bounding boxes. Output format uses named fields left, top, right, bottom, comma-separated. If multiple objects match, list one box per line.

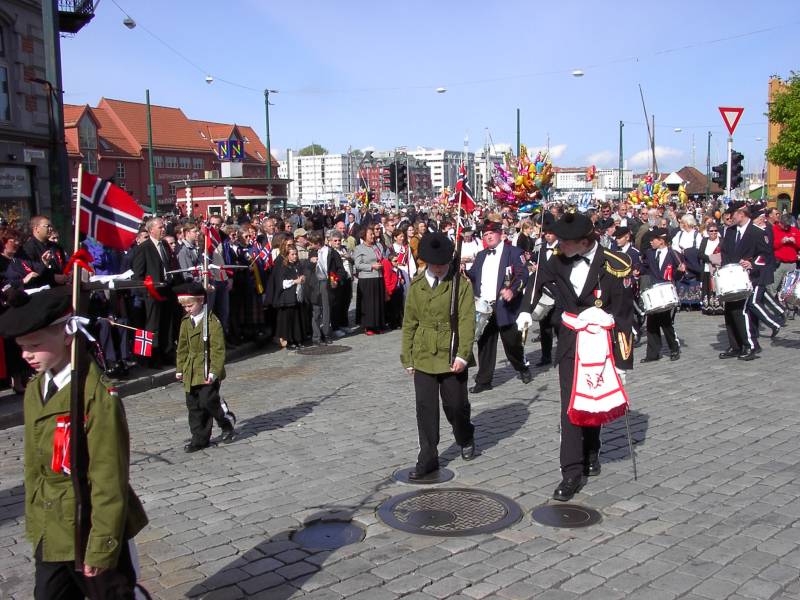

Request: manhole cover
left=296, top=345, right=352, bottom=356
left=393, top=467, right=454, bottom=485
left=531, top=504, right=602, bottom=528
left=378, top=488, right=522, bottom=537
left=291, top=519, right=365, bottom=550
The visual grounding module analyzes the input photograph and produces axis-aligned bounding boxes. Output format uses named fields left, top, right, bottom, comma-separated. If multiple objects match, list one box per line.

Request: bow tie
left=486, top=248, right=496, bottom=255
left=571, top=255, right=590, bottom=265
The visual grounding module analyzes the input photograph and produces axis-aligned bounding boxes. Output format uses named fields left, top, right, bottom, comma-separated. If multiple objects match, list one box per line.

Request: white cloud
left=528, top=143, right=567, bottom=159
left=586, top=150, right=616, bottom=166
left=628, top=146, right=683, bottom=168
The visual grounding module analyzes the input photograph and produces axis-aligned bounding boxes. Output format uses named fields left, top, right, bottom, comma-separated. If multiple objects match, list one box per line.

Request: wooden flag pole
left=69, top=164, right=91, bottom=569
left=448, top=166, right=465, bottom=364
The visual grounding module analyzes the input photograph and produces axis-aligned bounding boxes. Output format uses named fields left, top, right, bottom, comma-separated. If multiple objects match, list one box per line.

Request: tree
left=298, top=144, right=328, bottom=156
left=766, top=73, right=800, bottom=215
left=349, top=149, right=364, bottom=158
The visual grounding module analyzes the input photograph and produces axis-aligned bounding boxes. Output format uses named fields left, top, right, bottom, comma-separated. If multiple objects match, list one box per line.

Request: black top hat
left=551, top=212, right=594, bottom=241
left=541, top=211, right=556, bottom=233
left=0, top=287, right=72, bottom=338
left=613, top=226, right=631, bottom=238
left=418, top=232, right=454, bottom=265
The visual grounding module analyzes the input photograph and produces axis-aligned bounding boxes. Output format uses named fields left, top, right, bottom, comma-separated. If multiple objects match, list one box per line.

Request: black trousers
left=144, top=294, right=175, bottom=361
left=747, top=284, right=784, bottom=330
left=186, top=381, right=229, bottom=446
left=645, top=311, right=679, bottom=359
left=414, top=370, right=474, bottom=473
left=558, top=359, right=600, bottom=479
left=539, top=312, right=556, bottom=363
left=34, top=541, right=136, bottom=600
left=475, top=312, right=528, bottom=385
left=724, top=297, right=756, bottom=351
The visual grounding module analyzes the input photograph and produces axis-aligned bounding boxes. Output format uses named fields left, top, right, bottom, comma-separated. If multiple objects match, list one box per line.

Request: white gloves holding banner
left=516, top=311, right=533, bottom=332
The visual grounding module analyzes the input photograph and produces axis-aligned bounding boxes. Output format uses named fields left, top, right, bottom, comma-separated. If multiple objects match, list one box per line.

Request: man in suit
left=748, top=206, right=785, bottom=335
left=640, top=228, right=683, bottom=363
left=133, top=217, right=175, bottom=366
left=518, top=211, right=634, bottom=501
left=530, top=214, right=559, bottom=367
left=719, top=202, right=772, bottom=360
left=467, top=220, right=531, bottom=392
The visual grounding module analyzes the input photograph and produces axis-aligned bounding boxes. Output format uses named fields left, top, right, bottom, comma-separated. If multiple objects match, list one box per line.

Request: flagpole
left=448, top=164, right=465, bottom=364
left=202, top=226, right=210, bottom=380
left=69, top=163, right=91, bottom=569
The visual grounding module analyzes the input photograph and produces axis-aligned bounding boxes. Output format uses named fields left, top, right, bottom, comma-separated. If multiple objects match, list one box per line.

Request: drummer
left=640, top=227, right=683, bottom=363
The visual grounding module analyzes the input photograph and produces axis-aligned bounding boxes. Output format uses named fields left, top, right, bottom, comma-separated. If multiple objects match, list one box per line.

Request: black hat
left=540, top=211, right=556, bottom=233
left=551, top=212, right=594, bottom=241
left=597, top=217, right=615, bottom=230
left=613, top=226, right=631, bottom=238
left=0, top=287, right=72, bottom=338
left=751, top=204, right=766, bottom=219
left=482, top=219, right=503, bottom=234
left=725, top=200, right=745, bottom=214
left=651, top=227, right=670, bottom=239
left=174, top=281, right=207, bottom=302
left=418, top=232, right=454, bottom=265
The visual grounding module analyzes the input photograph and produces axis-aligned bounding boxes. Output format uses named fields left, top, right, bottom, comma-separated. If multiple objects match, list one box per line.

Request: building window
left=193, top=158, right=204, bottom=169
left=179, top=157, right=191, bottom=169
left=78, top=116, right=97, bottom=150
left=0, top=65, right=9, bottom=122
left=155, top=184, right=163, bottom=197
left=82, top=151, right=98, bottom=174
left=116, top=161, right=126, bottom=180
left=168, top=184, right=177, bottom=198
left=164, top=156, right=178, bottom=168
left=153, top=155, right=163, bottom=168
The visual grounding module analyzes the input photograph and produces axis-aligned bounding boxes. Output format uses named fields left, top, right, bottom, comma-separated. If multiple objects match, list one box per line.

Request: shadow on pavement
left=440, top=401, right=532, bottom=465
left=0, top=484, right=25, bottom=526
left=600, top=409, right=649, bottom=463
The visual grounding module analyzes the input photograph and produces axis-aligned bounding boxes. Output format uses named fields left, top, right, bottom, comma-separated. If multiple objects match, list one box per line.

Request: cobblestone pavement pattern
left=2, top=313, right=800, bottom=599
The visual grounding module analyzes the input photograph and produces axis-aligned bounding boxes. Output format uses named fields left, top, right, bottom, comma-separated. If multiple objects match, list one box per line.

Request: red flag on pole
left=79, top=173, right=144, bottom=250
left=452, top=163, right=476, bottom=214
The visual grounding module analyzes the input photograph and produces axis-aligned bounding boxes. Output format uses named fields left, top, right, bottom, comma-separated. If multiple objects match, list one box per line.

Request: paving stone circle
left=291, top=518, right=365, bottom=550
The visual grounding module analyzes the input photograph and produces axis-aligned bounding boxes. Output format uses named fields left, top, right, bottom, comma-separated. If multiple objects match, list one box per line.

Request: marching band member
left=748, top=206, right=785, bottom=336
left=719, top=203, right=772, bottom=361
left=518, top=212, right=634, bottom=501
left=640, top=228, right=683, bottom=363
left=530, top=215, right=560, bottom=367
left=401, top=232, right=476, bottom=479
left=612, top=226, right=644, bottom=338
left=467, top=220, right=531, bottom=392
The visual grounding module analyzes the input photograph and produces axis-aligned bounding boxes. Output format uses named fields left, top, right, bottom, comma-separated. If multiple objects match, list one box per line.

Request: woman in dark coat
left=352, top=226, right=386, bottom=335
left=272, top=246, right=305, bottom=349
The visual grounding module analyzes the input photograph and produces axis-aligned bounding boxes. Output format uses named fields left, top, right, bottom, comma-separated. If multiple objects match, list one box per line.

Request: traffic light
left=711, top=162, right=727, bottom=188
left=730, top=151, right=744, bottom=189
left=397, top=164, right=408, bottom=192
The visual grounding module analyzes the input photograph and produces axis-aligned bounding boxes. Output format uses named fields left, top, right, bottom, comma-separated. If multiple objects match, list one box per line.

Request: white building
left=474, top=148, right=506, bottom=202
left=279, top=150, right=360, bottom=205
left=407, top=147, right=475, bottom=193
left=555, top=168, right=632, bottom=193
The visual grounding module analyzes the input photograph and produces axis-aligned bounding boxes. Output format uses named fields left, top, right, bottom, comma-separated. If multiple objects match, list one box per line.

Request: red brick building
left=63, top=98, right=288, bottom=217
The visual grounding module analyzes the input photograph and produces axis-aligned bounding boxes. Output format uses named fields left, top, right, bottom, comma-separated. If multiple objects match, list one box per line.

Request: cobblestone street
left=2, top=312, right=800, bottom=599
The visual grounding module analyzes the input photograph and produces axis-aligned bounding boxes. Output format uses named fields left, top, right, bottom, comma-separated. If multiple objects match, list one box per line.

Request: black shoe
left=738, top=348, right=758, bottom=361
left=553, top=476, right=586, bottom=502
left=470, top=383, right=492, bottom=394
left=184, top=443, right=207, bottom=453
left=519, top=369, right=533, bottom=384
left=719, top=348, right=739, bottom=359
left=584, top=457, right=601, bottom=477
left=221, top=428, right=236, bottom=443
left=535, top=358, right=552, bottom=367
left=408, top=468, right=438, bottom=480
left=640, top=356, right=660, bottom=363
left=670, top=351, right=680, bottom=361
left=116, top=361, right=129, bottom=377
left=771, top=326, right=781, bottom=339
left=461, top=440, right=476, bottom=461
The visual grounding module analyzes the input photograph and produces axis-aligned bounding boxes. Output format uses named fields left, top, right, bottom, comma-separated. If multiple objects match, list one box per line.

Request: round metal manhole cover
left=531, top=504, right=602, bottom=528
left=291, top=519, right=365, bottom=550
left=296, top=345, right=352, bottom=356
left=378, top=488, right=522, bottom=537
left=393, top=467, right=454, bottom=485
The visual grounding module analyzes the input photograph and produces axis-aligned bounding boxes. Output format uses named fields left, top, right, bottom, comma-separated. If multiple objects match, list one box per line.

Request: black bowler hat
left=651, top=227, right=670, bottom=239
left=613, top=226, right=631, bottom=238
left=175, top=281, right=207, bottom=302
left=418, top=232, right=454, bottom=265
left=539, top=211, right=556, bottom=233
left=0, top=287, right=72, bottom=338
left=551, top=212, right=594, bottom=241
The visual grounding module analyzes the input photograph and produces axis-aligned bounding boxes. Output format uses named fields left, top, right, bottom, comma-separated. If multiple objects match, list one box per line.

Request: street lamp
left=571, top=69, right=584, bottom=78
left=436, top=87, right=447, bottom=93
left=123, top=16, right=136, bottom=29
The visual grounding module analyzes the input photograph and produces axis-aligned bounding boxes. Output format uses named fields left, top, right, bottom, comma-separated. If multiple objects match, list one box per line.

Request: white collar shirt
left=43, top=363, right=72, bottom=398
left=569, top=242, right=598, bottom=296
left=479, top=244, right=503, bottom=301
left=190, top=307, right=207, bottom=328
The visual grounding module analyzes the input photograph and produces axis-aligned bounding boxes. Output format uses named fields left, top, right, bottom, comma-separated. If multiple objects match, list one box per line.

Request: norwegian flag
left=79, top=173, right=144, bottom=250
left=255, top=242, right=272, bottom=269
left=202, top=224, right=221, bottom=255
left=452, top=163, right=476, bottom=214
left=133, top=329, right=154, bottom=357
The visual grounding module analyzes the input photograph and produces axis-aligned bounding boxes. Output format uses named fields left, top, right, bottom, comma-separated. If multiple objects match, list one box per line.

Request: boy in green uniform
left=176, top=282, right=234, bottom=452
left=401, top=232, right=477, bottom=479
left=0, top=287, right=148, bottom=599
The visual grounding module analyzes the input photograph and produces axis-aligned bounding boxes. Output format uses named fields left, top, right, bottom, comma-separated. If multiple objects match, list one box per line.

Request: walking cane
left=623, top=403, right=638, bottom=481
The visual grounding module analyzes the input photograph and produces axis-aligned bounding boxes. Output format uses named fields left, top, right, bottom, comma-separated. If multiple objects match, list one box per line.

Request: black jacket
left=721, top=221, right=771, bottom=284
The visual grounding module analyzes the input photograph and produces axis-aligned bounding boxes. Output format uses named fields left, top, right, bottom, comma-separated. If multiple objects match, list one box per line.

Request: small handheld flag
left=133, top=329, right=154, bottom=357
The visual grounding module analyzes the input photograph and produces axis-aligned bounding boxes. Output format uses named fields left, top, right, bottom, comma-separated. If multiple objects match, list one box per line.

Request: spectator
left=272, top=246, right=305, bottom=349
left=353, top=226, right=385, bottom=335
left=18, top=215, right=67, bottom=286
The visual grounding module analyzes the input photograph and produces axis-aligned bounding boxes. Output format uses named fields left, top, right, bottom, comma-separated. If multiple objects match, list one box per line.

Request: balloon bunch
left=678, top=183, right=688, bottom=204
left=355, top=190, right=368, bottom=206
left=627, top=172, right=670, bottom=207
left=586, top=165, right=597, bottom=182
left=438, top=186, right=452, bottom=205
left=487, top=144, right=552, bottom=209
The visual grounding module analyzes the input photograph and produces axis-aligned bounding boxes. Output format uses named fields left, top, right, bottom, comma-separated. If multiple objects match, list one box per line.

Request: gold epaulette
left=603, top=249, right=632, bottom=278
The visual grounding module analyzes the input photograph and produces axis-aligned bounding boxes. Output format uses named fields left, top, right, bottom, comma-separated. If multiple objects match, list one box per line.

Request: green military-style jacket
left=176, top=309, right=226, bottom=391
left=23, top=361, right=148, bottom=568
left=401, top=270, right=476, bottom=374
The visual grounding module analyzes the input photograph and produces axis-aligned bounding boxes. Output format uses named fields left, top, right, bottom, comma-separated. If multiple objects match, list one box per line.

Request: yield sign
left=718, top=106, right=744, bottom=136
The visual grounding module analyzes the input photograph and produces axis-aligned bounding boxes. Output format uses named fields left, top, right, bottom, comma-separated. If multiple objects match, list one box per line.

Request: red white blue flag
left=453, top=163, right=476, bottom=213
left=133, top=329, right=154, bottom=357
left=79, top=173, right=144, bottom=250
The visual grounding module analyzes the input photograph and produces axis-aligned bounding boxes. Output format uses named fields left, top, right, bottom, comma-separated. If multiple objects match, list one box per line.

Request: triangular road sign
left=718, top=106, right=744, bottom=136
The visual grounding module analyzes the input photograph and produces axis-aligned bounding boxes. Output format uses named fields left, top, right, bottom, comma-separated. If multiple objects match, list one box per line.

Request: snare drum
left=714, top=263, right=752, bottom=302
left=780, top=270, right=800, bottom=308
left=474, top=298, right=494, bottom=339
left=531, top=289, right=555, bottom=321
left=640, top=283, right=679, bottom=314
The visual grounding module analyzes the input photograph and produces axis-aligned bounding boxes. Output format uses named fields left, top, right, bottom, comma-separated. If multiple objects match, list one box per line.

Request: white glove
left=516, top=312, right=533, bottom=332
left=615, top=368, right=627, bottom=386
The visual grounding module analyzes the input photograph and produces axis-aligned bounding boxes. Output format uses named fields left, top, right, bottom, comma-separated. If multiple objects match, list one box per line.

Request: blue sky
left=61, top=0, right=800, bottom=174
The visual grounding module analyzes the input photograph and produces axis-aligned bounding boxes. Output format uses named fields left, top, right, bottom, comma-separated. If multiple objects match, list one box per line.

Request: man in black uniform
left=530, top=214, right=559, bottom=367
left=640, top=228, right=683, bottom=363
left=519, top=212, right=634, bottom=501
left=719, top=203, right=772, bottom=360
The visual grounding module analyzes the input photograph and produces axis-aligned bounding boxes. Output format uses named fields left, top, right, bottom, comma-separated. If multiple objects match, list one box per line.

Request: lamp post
left=264, top=89, right=278, bottom=207
left=146, top=89, right=157, bottom=214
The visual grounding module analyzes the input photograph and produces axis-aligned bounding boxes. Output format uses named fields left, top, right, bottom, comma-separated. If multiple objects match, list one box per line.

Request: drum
left=640, top=283, right=679, bottom=314
left=531, top=289, right=555, bottom=321
left=474, top=298, right=494, bottom=340
left=780, top=270, right=800, bottom=308
left=714, top=264, right=752, bottom=302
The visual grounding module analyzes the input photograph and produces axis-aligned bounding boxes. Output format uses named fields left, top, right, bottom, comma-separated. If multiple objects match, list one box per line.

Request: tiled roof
left=91, top=107, right=141, bottom=158
left=65, top=128, right=81, bottom=156
left=676, top=166, right=723, bottom=195
left=99, top=98, right=207, bottom=152
left=63, top=104, right=89, bottom=127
